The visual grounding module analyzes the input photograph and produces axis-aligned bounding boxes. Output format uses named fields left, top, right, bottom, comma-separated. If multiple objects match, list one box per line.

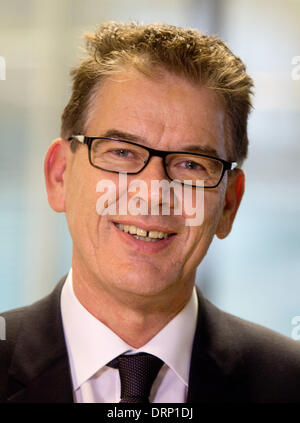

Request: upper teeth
left=115, top=223, right=170, bottom=239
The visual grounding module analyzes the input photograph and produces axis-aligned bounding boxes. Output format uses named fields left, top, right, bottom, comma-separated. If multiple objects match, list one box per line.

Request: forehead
left=86, top=69, right=227, bottom=158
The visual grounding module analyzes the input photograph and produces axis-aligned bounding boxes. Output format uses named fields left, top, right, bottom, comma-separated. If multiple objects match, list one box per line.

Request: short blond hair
left=61, top=22, right=253, bottom=164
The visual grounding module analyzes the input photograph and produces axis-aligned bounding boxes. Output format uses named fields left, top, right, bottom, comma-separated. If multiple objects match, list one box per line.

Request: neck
left=71, top=262, right=194, bottom=348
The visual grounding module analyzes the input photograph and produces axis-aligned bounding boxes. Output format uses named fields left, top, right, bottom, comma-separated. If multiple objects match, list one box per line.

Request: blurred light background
left=0, top=0, right=299, bottom=337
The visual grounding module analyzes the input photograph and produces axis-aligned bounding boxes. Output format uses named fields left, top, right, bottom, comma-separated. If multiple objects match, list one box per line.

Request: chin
left=113, top=272, right=174, bottom=297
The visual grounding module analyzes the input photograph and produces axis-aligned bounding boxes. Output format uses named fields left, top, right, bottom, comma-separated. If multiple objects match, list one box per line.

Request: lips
left=112, top=221, right=178, bottom=252
left=114, top=222, right=175, bottom=242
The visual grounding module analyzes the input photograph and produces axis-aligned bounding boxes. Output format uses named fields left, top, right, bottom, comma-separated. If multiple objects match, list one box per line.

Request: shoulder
left=197, top=292, right=300, bottom=401
left=197, top=288, right=300, bottom=359
left=0, top=305, right=24, bottom=399
left=0, top=303, right=33, bottom=371
left=215, top=302, right=300, bottom=363
left=0, top=275, right=66, bottom=346
left=0, top=277, right=67, bottom=401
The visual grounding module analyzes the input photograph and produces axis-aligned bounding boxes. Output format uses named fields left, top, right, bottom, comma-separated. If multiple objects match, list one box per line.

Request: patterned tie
left=107, top=353, right=164, bottom=403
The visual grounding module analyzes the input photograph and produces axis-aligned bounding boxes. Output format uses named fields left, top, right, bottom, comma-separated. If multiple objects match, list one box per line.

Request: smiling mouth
left=113, top=223, right=177, bottom=242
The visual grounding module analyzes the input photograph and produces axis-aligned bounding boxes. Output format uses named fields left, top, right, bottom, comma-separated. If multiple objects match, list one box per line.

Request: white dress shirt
left=60, top=268, right=198, bottom=403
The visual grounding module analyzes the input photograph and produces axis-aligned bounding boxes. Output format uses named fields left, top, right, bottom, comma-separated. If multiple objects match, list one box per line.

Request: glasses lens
left=91, top=139, right=149, bottom=172
left=166, top=154, right=224, bottom=187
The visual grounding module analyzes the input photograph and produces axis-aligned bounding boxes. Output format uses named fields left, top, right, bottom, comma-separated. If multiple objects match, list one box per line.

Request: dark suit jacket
left=1, top=275, right=300, bottom=403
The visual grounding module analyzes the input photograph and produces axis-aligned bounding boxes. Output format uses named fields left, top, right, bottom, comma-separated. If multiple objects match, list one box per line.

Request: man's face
left=61, top=69, right=236, bottom=306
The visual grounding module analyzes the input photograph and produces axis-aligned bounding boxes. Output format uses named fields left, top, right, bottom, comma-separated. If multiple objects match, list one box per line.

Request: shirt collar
left=61, top=268, right=198, bottom=390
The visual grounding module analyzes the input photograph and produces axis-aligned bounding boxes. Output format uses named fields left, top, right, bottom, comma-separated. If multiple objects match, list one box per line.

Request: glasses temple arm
left=68, top=135, right=85, bottom=144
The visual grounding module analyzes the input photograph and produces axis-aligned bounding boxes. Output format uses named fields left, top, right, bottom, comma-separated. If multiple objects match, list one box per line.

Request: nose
left=127, top=156, right=177, bottom=215
left=139, top=156, right=169, bottom=181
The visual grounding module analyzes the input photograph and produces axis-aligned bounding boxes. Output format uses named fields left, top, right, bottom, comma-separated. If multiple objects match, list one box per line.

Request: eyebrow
left=100, top=129, right=220, bottom=158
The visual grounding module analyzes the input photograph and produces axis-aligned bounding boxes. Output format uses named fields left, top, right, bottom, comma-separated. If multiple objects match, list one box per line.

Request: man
left=1, top=22, right=300, bottom=403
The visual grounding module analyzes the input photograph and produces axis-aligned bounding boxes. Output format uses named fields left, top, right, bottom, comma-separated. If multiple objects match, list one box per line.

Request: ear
left=216, top=168, right=245, bottom=239
left=44, top=138, right=71, bottom=212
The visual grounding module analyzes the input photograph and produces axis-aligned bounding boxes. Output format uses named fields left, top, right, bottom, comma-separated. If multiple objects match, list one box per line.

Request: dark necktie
left=107, top=352, right=164, bottom=403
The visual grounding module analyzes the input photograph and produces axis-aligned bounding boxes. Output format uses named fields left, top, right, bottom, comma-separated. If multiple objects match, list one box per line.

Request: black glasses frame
left=68, top=135, right=237, bottom=188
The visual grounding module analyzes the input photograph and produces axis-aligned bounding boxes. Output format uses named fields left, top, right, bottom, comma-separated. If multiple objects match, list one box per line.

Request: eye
left=108, top=149, right=134, bottom=158
left=178, top=160, right=203, bottom=170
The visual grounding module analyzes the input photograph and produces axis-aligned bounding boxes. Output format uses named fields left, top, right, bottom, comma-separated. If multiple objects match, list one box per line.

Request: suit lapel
left=187, top=288, right=243, bottom=402
left=7, top=357, right=73, bottom=403
left=7, top=276, right=73, bottom=403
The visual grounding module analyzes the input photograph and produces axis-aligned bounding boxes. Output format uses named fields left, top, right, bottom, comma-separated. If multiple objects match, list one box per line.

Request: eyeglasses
left=68, top=135, right=237, bottom=188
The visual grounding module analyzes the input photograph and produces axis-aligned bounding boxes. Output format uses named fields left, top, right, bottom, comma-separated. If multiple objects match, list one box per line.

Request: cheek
left=181, top=192, right=224, bottom=272
left=204, top=189, right=225, bottom=228
left=65, top=173, right=102, bottom=239
left=180, top=186, right=223, bottom=229
left=188, top=189, right=225, bottom=243
left=180, top=187, right=205, bottom=227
